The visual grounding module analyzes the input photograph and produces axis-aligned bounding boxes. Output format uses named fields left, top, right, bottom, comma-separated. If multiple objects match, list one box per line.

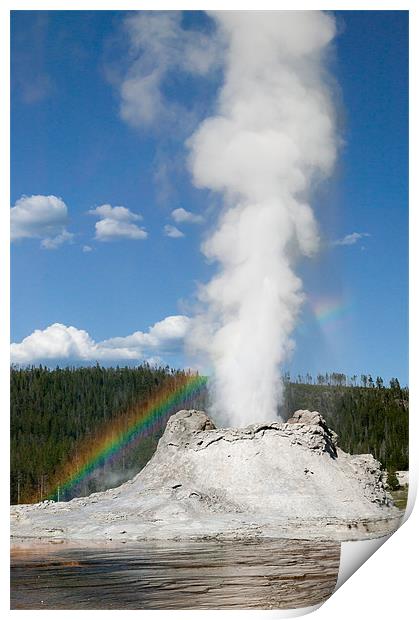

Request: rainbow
left=45, top=373, right=207, bottom=502
left=311, top=296, right=350, bottom=330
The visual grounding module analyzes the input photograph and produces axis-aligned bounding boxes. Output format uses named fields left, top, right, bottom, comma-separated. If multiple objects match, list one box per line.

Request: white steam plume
left=186, top=12, right=338, bottom=426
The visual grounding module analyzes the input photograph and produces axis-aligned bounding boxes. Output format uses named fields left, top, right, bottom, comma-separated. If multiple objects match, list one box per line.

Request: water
left=11, top=539, right=340, bottom=610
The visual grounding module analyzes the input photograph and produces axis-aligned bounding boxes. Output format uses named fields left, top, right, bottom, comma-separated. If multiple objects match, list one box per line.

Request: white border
left=2, top=2, right=416, bottom=619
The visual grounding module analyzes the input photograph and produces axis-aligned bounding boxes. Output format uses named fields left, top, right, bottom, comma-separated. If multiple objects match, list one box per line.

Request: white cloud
left=82, top=245, right=93, bottom=253
left=117, top=12, right=222, bottom=128
left=41, top=230, right=74, bottom=250
left=144, top=356, right=165, bottom=367
left=11, top=194, right=73, bottom=249
left=89, top=204, right=142, bottom=222
left=164, top=224, right=185, bottom=238
left=94, top=220, right=147, bottom=241
left=102, top=315, right=190, bottom=351
left=331, top=232, right=371, bottom=247
left=88, top=204, right=147, bottom=241
left=171, top=207, right=204, bottom=224
left=11, top=324, right=97, bottom=364
left=10, top=315, right=190, bottom=364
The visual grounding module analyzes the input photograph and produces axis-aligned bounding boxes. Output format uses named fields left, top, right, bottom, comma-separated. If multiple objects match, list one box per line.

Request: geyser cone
left=11, top=410, right=402, bottom=544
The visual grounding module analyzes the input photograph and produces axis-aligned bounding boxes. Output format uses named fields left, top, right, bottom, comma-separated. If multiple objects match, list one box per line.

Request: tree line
left=10, top=365, right=408, bottom=504
left=282, top=371, right=401, bottom=390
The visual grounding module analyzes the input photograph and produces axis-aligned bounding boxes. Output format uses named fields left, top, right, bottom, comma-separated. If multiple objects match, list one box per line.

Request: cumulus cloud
left=331, top=232, right=370, bottom=247
left=144, top=356, right=165, bottom=367
left=103, top=315, right=190, bottom=350
left=82, top=245, right=93, bottom=253
left=41, top=230, right=74, bottom=250
left=88, top=204, right=147, bottom=241
left=11, top=324, right=98, bottom=364
left=116, top=11, right=222, bottom=128
left=10, top=315, right=190, bottom=364
left=164, top=224, right=185, bottom=238
left=11, top=194, right=73, bottom=248
left=171, top=207, right=204, bottom=224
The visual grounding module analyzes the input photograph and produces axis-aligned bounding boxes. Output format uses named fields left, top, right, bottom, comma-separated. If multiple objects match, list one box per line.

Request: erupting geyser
left=186, top=11, right=338, bottom=426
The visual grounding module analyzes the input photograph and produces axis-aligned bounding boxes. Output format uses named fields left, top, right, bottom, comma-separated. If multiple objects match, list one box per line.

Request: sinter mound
left=11, top=409, right=402, bottom=543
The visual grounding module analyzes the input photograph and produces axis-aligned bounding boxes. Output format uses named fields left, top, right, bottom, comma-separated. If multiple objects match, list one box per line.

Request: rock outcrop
left=10, top=410, right=402, bottom=544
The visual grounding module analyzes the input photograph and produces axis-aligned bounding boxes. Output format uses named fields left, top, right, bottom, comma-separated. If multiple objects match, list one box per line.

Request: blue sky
left=10, top=10, right=408, bottom=385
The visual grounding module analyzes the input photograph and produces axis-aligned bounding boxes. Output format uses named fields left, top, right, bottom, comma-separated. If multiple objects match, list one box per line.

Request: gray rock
left=10, top=409, right=402, bottom=544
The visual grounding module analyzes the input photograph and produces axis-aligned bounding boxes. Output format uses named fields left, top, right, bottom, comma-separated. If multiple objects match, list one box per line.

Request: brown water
left=10, top=539, right=340, bottom=610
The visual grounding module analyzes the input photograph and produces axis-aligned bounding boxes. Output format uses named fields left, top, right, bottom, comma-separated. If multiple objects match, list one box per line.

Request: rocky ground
left=11, top=409, right=403, bottom=545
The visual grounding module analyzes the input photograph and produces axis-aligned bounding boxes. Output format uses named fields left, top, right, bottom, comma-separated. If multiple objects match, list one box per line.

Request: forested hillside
left=282, top=375, right=408, bottom=473
left=10, top=366, right=408, bottom=504
left=10, top=364, right=206, bottom=504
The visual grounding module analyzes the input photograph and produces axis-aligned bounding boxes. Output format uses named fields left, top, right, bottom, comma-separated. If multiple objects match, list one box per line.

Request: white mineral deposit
left=11, top=410, right=402, bottom=545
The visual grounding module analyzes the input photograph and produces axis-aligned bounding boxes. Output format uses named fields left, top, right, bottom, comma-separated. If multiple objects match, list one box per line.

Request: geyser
left=186, top=11, right=338, bottom=426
